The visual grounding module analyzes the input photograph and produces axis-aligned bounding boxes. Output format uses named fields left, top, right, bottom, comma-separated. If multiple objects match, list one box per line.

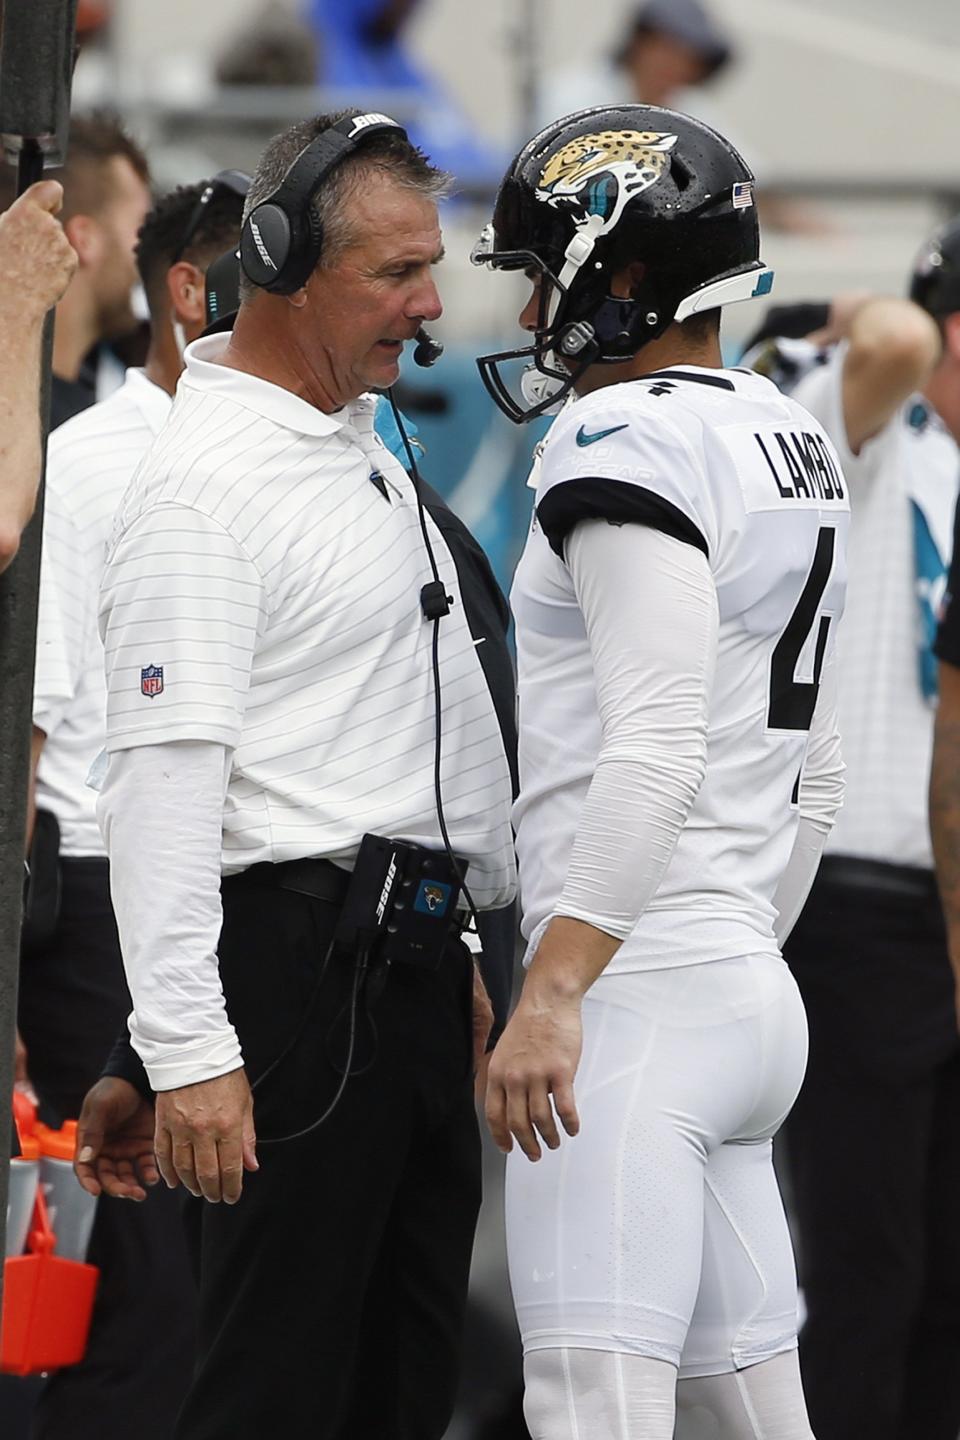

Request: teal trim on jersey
left=912, top=498, right=946, bottom=702
left=374, top=394, right=418, bottom=465
left=576, top=423, right=628, bottom=447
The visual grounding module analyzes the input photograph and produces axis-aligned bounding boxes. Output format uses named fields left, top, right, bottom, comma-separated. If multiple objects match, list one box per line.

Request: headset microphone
left=413, top=328, right=443, bottom=368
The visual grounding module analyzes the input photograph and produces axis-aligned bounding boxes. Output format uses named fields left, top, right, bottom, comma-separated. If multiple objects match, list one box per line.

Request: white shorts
left=505, top=953, right=808, bottom=1378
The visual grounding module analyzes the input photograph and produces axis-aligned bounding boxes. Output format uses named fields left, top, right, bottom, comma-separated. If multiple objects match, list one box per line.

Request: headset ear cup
left=240, top=202, right=295, bottom=292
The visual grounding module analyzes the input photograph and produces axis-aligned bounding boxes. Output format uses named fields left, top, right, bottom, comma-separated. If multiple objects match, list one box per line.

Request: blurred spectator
left=216, top=1, right=317, bottom=87
left=537, top=0, right=732, bottom=130
left=304, top=0, right=502, bottom=182
left=615, top=0, right=732, bottom=106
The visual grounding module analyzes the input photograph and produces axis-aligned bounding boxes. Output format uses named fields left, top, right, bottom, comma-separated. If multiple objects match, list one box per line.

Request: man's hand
left=155, top=1068, right=258, bottom=1205
left=485, top=991, right=583, bottom=1162
left=484, top=916, right=619, bottom=1161
left=75, top=1077, right=159, bottom=1201
left=0, top=181, right=77, bottom=320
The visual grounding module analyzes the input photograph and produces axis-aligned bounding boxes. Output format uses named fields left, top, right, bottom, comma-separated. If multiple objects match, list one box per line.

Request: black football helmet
left=910, top=214, right=960, bottom=319
left=472, top=104, right=773, bottom=422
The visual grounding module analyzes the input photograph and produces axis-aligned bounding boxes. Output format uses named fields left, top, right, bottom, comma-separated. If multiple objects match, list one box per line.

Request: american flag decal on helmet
left=140, top=664, right=164, bottom=698
left=732, top=182, right=754, bottom=210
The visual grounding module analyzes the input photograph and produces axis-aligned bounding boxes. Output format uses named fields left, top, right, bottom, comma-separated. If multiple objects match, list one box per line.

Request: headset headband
left=239, top=112, right=408, bottom=295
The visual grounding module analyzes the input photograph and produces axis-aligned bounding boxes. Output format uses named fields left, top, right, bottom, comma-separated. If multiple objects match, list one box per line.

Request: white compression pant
left=523, top=1348, right=815, bottom=1439
left=506, top=955, right=810, bottom=1419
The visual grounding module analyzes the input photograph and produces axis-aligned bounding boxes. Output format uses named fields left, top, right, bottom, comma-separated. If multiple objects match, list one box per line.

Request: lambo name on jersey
left=512, top=365, right=850, bottom=970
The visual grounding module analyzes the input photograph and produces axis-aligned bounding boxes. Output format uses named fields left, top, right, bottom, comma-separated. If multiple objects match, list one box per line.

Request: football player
left=473, top=105, right=848, bottom=1439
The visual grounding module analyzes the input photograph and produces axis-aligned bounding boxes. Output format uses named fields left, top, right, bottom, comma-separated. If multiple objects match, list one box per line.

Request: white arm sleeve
left=772, top=646, right=845, bottom=946
left=97, top=739, right=243, bottom=1091
left=557, top=519, right=718, bottom=938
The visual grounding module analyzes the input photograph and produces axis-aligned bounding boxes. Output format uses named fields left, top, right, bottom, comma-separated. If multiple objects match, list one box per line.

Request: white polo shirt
left=793, top=347, right=959, bottom=869
left=33, top=369, right=171, bottom=856
left=99, top=334, right=516, bottom=907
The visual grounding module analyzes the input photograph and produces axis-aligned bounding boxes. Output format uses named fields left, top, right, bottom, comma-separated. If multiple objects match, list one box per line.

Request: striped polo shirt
left=99, top=334, right=516, bottom=909
left=34, top=369, right=171, bottom=855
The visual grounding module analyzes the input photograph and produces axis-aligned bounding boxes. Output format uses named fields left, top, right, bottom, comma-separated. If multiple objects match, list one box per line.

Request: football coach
left=95, top=111, right=516, bottom=1440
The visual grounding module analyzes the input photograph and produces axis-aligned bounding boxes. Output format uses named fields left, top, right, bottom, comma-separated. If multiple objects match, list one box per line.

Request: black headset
left=239, top=111, right=407, bottom=296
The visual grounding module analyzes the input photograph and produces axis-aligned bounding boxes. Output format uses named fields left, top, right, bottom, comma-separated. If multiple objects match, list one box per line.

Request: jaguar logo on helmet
left=537, top=129, right=677, bottom=235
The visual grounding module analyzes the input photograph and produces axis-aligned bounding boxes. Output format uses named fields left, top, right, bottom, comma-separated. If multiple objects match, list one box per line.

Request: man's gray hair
left=238, top=111, right=451, bottom=301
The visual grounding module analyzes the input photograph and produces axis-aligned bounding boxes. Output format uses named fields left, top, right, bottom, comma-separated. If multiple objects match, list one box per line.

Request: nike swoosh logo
left=576, top=423, right=628, bottom=447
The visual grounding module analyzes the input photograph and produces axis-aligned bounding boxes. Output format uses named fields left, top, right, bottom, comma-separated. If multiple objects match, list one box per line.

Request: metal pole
left=0, top=137, right=56, bottom=1302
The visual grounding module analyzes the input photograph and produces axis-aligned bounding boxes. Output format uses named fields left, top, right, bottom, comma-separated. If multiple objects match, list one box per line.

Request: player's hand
left=0, top=181, right=77, bottom=319
left=471, top=959, right=494, bottom=1072
left=155, top=1068, right=258, bottom=1205
left=485, top=992, right=582, bottom=1162
left=75, top=1077, right=159, bottom=1201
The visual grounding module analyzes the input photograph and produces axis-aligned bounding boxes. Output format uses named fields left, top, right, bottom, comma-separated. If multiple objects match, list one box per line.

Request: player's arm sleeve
left=96, top=739, right=242, bottom=1092
left=556, top=518, right=717, bottom=937
left=99, top=503, right=267, bottom=751
left=772, top=645, right=844, bottom=946
left=534, top=401, right=717, bottom=562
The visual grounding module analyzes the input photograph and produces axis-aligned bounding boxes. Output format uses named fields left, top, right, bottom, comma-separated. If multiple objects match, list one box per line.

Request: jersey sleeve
left=792, top=341, right=896, bottom=484
left=32, top=485, right=88, bottom=738
left=534, top=396, right=717, bottom=563
left=100, top=503, right=268, bottom=751
left=935, top=496, right=960, bottom=668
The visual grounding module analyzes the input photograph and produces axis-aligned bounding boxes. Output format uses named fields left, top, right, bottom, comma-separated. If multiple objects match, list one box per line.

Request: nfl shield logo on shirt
left=140, top=664, right=164, bottom=699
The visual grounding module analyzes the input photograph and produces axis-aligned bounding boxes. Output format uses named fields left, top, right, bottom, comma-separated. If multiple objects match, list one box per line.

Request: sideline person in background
left=759, top=221, right=960, bottom=1440
left=16, top=177, right=248, bottom=1440
left=0, top=112, right=151, bottom=430
left=0, top=180, right=77, bottom=572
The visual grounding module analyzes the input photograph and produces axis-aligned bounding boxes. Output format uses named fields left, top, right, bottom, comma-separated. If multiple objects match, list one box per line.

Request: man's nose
left=519, top=291, right=540, bottom=333
left=410, top=274, right=443, bottom=324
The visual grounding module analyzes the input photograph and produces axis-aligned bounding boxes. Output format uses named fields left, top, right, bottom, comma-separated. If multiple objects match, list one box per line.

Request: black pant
left=781, top=860, right=960, bottom=1440
left=12, top=856, right=197, bottom=1440
left=175, top=871, right=481, bottom=1440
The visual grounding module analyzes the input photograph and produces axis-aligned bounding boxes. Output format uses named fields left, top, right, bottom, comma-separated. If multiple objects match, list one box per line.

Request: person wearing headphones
left=0, top=180, right=77, bottom=572
left=95, top=111, right=516, bottom=1440
left=14, top=176, right=248, bottom=1440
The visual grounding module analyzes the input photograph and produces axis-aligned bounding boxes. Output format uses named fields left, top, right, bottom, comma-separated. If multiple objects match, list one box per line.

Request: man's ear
left=62, top=213, right=100, bottom=269
left=942, top=311, right=960, bottom=364
left=165, top=260, right=206, bottom=327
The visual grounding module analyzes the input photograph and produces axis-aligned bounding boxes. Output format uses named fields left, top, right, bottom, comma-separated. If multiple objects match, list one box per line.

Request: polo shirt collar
left=181, top=333, right=348, bottom=438
left=122, top=368, right=174, bottom=437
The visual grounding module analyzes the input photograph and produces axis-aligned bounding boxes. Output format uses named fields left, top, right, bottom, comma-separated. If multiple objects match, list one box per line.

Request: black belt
left=818, top=855, right=938, bottom=904
left=229, top=857, right=351, bottom=907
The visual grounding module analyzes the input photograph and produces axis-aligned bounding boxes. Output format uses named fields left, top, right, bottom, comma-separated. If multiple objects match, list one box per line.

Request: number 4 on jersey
left=768, top=526, right=836, bottom=732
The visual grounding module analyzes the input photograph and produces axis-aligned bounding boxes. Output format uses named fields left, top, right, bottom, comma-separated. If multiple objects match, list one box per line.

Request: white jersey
left=512, top=364, right=849, bottom=970
left=99, top=334, right=516, bottom=908
left=792, top=346, right=959, bottom=868
left=33, top=370, right=170, bottom=855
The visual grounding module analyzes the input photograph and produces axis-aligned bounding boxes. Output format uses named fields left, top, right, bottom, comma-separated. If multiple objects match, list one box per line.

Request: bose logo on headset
left=248, top=219, right=277, bottom=271
left=347, top=112, right=401, bottom=139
